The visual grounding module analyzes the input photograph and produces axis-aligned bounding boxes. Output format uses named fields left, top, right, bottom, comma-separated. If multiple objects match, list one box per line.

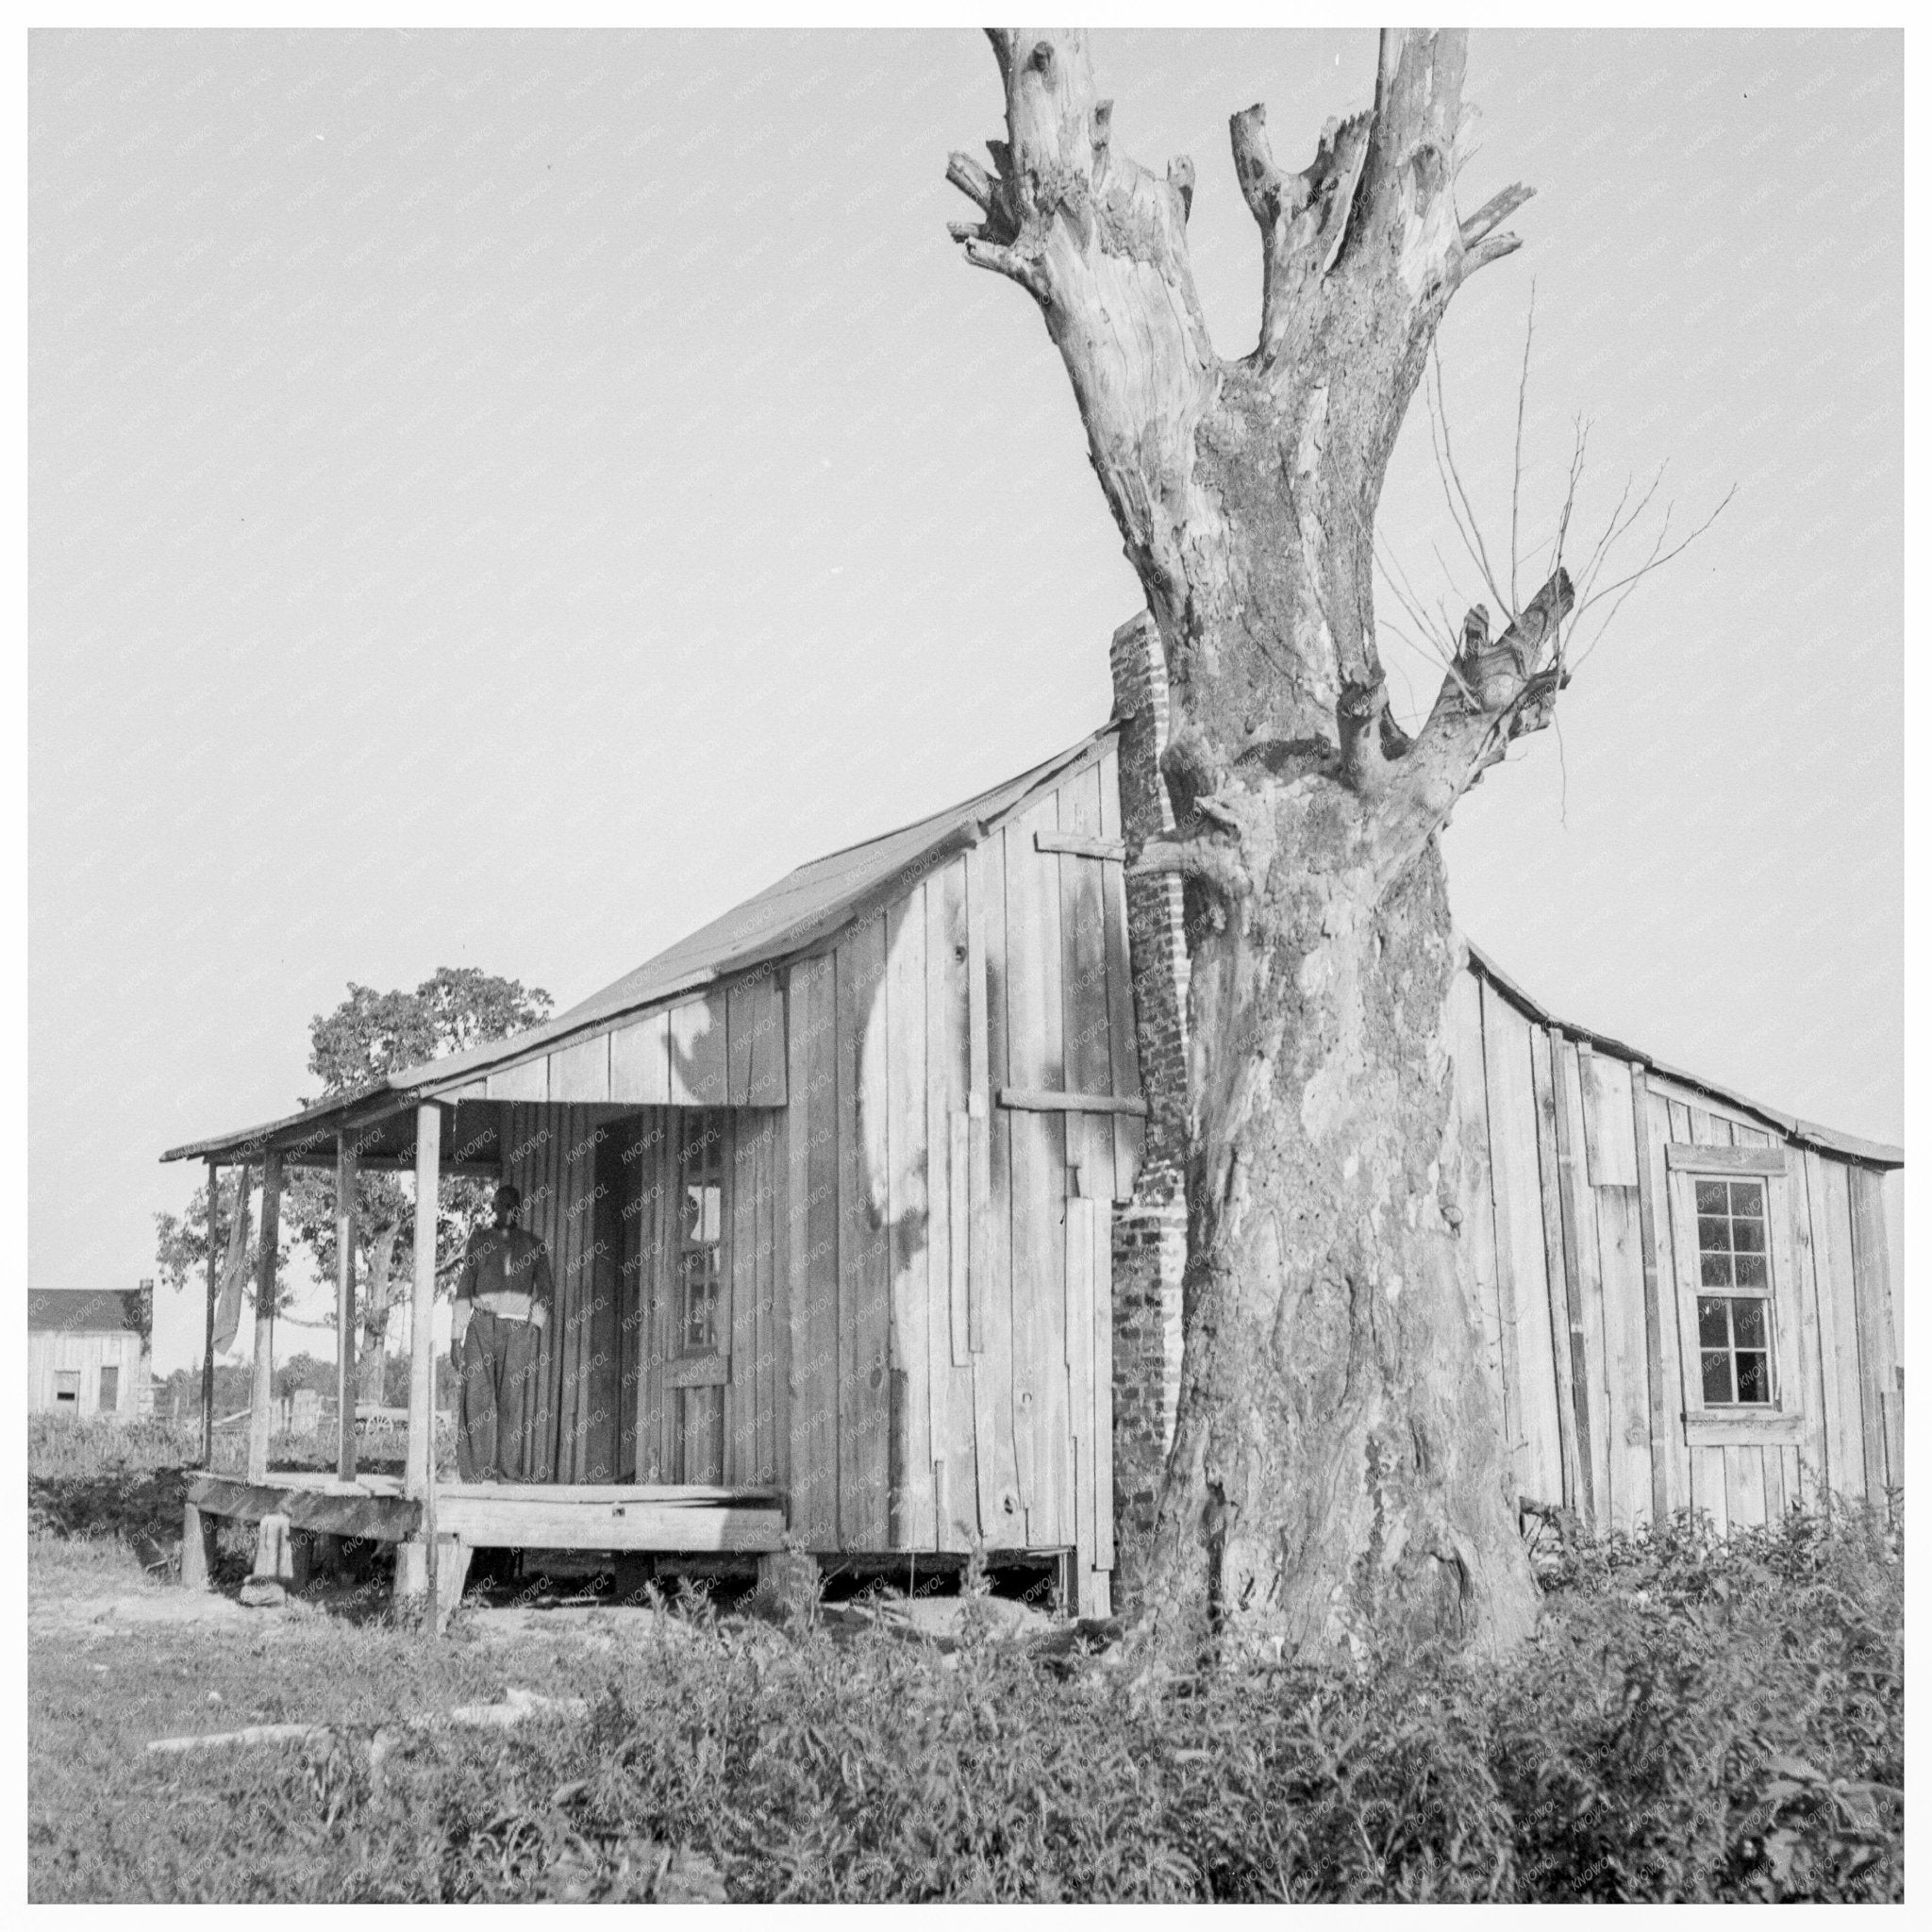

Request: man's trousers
left=456, top=1307, right=544, bottom=1482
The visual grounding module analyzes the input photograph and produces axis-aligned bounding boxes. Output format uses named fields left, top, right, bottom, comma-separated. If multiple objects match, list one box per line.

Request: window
left=1666, top=1142, right=1804, bottom=1446
left=676, top=1111, right=728, bottom=1355
left=54, top=1371, right=79, bottom=1407
left=1695, top=1176, right=1773, bottom=1405
left=98, top=1365, right=120, bottom=1413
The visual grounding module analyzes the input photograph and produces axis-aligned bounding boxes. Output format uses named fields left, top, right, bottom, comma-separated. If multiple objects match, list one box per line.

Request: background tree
left=948, top=27, right=1696, bottom=1661
left=155, top=967, right=549, bottom=1403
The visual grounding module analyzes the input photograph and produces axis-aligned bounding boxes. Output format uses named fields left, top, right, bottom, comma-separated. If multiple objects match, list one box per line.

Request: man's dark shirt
left=456, top=1224, right=555, bottom=1320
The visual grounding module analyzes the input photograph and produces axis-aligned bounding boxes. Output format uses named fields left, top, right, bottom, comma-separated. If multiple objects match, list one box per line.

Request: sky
left=29, top=28, right=1903, bottom=1374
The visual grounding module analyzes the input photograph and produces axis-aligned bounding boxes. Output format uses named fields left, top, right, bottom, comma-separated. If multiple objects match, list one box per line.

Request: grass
left=26, top=1415, right=1903, bottom=1902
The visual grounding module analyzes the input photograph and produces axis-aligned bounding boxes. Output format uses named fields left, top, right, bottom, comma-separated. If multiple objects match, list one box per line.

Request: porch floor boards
left=183, top=1470, right=789, bottom=1555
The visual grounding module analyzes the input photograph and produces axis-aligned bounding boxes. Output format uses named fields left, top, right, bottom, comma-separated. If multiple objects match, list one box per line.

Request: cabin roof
left=159, top=721, right=1902, bottom=1174
left=29, top=1289, right=151, bottom=1336
left=1463, top=942, right=1902, bottom=1169
left=161, top=725, right=1116, bottom=1163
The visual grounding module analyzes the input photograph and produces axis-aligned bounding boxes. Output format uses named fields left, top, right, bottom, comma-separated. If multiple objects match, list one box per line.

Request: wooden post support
left=335, top=1130, right=358, bottom=1483
left=393, top=1538, right=429, bottom=1606
left=202, top=1158, right=221, bottom=1469
left=246, top=1151, right=283, bottom=1486
left=181, top=1501, right=216, bottom=1591
left=240, top=1509, right=294, bottom=1607
left=434, top=1536, right=473, bottom=1631
left=406, top=1104, right=441, bottom=1506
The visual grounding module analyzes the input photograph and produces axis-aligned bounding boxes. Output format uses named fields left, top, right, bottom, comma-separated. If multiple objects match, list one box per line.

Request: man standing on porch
left=451, top=1184, right=554, bottom=1483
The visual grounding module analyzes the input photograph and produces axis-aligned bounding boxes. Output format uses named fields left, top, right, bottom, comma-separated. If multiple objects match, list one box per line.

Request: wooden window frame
left=1664, top=1144, right=1805, bottom=1446
left=671, top=1108, right=731, bottom=1370
left=54, top=1369, right=80, bottom=1407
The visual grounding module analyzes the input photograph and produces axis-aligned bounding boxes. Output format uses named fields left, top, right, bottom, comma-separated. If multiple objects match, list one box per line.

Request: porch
left=179, top=1466, right=791, bottom=1618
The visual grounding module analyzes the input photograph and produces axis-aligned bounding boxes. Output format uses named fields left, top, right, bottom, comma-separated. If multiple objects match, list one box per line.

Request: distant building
left=28, top=1286, right=155, bottom=1420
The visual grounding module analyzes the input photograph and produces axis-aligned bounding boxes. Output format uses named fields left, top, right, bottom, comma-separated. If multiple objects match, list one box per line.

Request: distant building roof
left=28, top=1288, right=153, bottom=1338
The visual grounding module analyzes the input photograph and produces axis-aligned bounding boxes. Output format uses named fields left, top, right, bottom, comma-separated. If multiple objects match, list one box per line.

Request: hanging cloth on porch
left=210, top=1164, right=254, bottom=1355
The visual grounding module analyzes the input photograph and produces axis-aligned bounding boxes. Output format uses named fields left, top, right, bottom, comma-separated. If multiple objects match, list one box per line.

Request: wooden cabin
left=28, top=1288, right=155, bottom=1421
left=161, top=706, right=1902, bottom=1620
left=163, top=725, right=1141, bottom=1614
left=1449, top=947, right=1903, bottom=1541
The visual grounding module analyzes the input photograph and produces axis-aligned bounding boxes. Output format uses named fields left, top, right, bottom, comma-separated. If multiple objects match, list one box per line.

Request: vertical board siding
left=1583, top=1054, right=1641, bottom=1187
left=1058, top=764, right=1115, bottom=1205
left=1594, top=1177, right=1651, bottom=1534
left=837, top=917, right=891, bottom=1548
left=549, top=1034, right=611, bottom=1105
left=927, top=858, right=979, bottom=1548
left=884, top=891, right=936, bottom=1549
left=1847, top=1169, right=1899, bottom=1498
left=611, top=1011, right=673, bottom=1106
left=1634, top=1077, right=1688, bottom=1524
left=728, top=1113, right=758, bottom=1484
left=973, top=836, right=1023, bottom=1541
left=1091, top=1198, right=1116, bottom=1570
left=1787, top=1123, right=1832, bottom=1508
left=788, top=954, right=841, bottom=1546
left=1449, top=971, right=1507, bottom=1427
left=1066, top=1197, right=1098, bottom=1581
left=1552, top=1038, right=1606, bottom=1528
left=1805, top=1150, right=1866, bottom=1506
left=1004, top=803, right=1069, bottom=1546
left=1479, top=984, right=1563, bottom=1507
left=1529, top=1026, right=1585, bottom=1514
left=670, top=994, right=729, bottom=1108
left=1096, top=746, right=1144, bottom=1191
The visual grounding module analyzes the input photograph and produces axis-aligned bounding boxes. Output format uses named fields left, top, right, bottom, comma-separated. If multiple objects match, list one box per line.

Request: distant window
left=98, top=1366, right=119, bottom=1413
left=1694, top=1176, right=1774, bottom=1406
left=676, top=1111, right=728, bottom=1355
left=54, top=1371, right=79, bottom=1407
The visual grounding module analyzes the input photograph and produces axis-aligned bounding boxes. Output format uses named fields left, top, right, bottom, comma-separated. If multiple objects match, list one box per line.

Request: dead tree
left=950, top=28, right=1571, bottom=1659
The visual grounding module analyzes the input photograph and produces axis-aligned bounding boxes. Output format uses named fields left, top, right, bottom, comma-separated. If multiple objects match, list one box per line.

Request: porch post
left=246, top=1149, right=283, bottom=1485
left=335, top=1129, right=358, bottom=1482
left=201, top=1157, right=219, bottom=1468
left=406, top=1103, right=441, bottom=1502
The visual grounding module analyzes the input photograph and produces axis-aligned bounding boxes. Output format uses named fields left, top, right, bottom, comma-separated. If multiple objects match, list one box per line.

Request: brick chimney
left=1108, top=611, right=1190, bottom=1606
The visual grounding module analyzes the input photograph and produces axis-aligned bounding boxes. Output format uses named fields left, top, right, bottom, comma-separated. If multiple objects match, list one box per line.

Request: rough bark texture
left=953, top=28, right=1571, bottom=1661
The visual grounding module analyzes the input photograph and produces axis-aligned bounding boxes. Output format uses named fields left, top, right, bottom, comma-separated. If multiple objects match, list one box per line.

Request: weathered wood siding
left=28, top=1330, right=150, bottom=1417
left=1455, top=958, right=1902, bottom=1532
left=499, top=1102, right=638, bottom=1482
left=752, top=742, right=1137, bottom=1574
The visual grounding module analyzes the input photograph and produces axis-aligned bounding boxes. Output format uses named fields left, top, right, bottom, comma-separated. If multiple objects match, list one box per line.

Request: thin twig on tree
left=1510, top=285, right=1535, bottom=612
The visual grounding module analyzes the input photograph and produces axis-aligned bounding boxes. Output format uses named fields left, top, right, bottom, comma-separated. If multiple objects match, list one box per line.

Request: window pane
left=1697, top=1216, right=1731, bottom=1254
left=1702, top=1351, right=1734, bottom=1405
left=1735, top=1352, right=1772, bottom=1404
left=1728, top=1180, right=1765, bottom=1218
left=1700, top=1253, right=1733, bottom=1288
left=1695, top=1180, right=1728, bottom=1214
left=1732, top=1216, right=1764, bottom=1255
left=1733, top=1252, right=1768, bottom=1289
left=1697, top=1297, right=1730, bottom=1346
left=1731, top=1298, right=1767, bottom=1348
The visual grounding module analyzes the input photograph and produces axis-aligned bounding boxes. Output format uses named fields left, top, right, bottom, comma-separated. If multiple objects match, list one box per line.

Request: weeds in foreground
left=35, top=1500, right=1899, bottom=1903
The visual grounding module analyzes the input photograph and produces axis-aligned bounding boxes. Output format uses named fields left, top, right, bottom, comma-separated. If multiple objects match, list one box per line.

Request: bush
left=151, top=1506, right=1895, bottom=1903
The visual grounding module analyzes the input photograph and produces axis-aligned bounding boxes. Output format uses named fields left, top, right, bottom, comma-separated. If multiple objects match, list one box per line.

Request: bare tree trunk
left=952, top=28, right=1570, bottom=1660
